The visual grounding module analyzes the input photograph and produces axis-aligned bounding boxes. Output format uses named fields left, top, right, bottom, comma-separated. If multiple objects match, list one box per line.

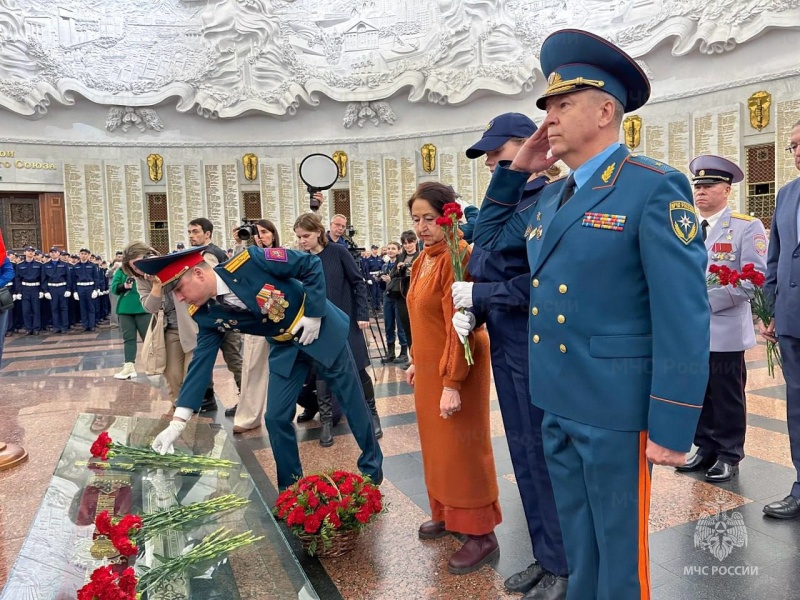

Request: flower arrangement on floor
left=435, top=201, right=474, bottom=365
left=89, top=432, right=238, bottom=470
left=94, top=494, right=250, bottom=556
left=707, top=262, right=782, bottom=376
left=273, top=470, right=384, bottom=557
left=78, top=528, right=263, bottom=599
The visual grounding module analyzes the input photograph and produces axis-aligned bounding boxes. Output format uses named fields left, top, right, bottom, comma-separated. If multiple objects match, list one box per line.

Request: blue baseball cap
left=689, top=155, right=743, bottom=185
left=23, top=245, right=34, bottom=251
left=466, top=113, right=537, bottom=159
left=536, top=29, right=650, bottom=113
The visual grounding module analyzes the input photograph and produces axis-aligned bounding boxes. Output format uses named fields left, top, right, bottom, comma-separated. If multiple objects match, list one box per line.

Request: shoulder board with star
left=730, top=212, right=756, bottom=222
left=223, top=250, right=250, bottom=273
left=187, top=304, right=199, bottom=317
left=626, top=154, right=678, bottom=175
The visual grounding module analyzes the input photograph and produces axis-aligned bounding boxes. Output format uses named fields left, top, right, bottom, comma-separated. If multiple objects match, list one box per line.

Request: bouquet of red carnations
left=707, top=262, right=782, bottom=377
left=273, top=470, right=384, bottom=556
left=436, top=202, right=474, bottom=366
left=89, top=432, right=238, bottom=470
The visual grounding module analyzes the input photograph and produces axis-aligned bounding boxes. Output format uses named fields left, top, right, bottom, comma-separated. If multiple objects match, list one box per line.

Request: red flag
left=0, top=228, right=5, bottom=258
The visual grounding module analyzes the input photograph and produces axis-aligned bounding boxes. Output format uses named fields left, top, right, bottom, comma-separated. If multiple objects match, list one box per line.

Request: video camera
left=343, top=225, right=365, bottom=261
left=236, top=219, right=258, bottom=242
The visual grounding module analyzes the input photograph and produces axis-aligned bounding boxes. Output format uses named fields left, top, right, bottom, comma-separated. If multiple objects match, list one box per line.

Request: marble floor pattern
left=1, top=326, right=799, bottom=599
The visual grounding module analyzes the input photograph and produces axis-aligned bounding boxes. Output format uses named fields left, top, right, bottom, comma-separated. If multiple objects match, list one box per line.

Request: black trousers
left=694, top=350, right=747, bottom=465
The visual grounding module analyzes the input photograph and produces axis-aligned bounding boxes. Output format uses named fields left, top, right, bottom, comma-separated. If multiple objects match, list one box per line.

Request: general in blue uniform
left=464, top=112, right=568, bottom=598
left=473, top=29, right=709, bottom=600
left=14, top=246, right=43, bottom=335
left=42, top=247, right=72, bottom=334
left=138, top=245, right=383, bottom=490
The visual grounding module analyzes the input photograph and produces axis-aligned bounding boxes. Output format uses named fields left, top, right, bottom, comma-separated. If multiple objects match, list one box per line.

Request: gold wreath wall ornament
left=242, top=153, right=258, bottom=181
left=421, top=143, right=437, bottom=173
left=332, top=150, right=348, bottom=179
left=622, top=115, right=642, bottom=150
left=146, top=154, right=163, bottom=182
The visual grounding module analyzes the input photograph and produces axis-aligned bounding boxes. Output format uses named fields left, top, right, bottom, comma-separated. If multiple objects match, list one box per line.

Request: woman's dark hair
left=400, top=230, right=417, bottom=244
left=255, top=219, right=280, bottom=248
left=406, top=181, right=456, bottom=215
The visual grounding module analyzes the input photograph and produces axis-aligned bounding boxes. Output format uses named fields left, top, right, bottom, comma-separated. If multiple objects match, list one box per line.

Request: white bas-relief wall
left=0, top=4, right=799, bottom=251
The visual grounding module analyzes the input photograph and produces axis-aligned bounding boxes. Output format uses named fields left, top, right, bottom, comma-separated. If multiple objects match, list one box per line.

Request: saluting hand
left=509, top=126, right=558, bottom=174
left=645, top=437, right=686, bottom=467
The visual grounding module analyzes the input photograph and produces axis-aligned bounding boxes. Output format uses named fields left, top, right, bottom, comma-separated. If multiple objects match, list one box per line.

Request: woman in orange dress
left=405, top=182, right=501, bottom=574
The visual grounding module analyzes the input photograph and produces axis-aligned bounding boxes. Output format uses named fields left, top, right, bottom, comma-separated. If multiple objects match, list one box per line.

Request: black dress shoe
left=675, top=452, right=716, bottom=473
left=199, top=396, right=218, bottom=413
left=523, top=573, right=568, bottom=600
left=372, top=413, right=383, bottom=439
left=296, top=408, right=317, bottom=423
left=704, top=460, right=738, bottom=482
left=224, top=404, right=238, bottom=417
left=763, top=495, right=800, bottom=519
left=504, top=561, right=545, bottom=593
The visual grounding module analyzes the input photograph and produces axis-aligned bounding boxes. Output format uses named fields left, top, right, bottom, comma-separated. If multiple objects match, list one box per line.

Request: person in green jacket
left=110, top=265, right=149, bottom=379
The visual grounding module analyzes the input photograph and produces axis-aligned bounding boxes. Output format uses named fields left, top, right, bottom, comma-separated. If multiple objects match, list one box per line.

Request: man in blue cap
left=675, top=156, right=767, bottom=482
left=136, top=245, right=383, bottom=490
left=14, top=245, right=43, bottom=335
left=470, top=29, right=710, bottom=599
left=453, top=112, right=568, bottom=599
left=42, top=246, right=72, bottom=334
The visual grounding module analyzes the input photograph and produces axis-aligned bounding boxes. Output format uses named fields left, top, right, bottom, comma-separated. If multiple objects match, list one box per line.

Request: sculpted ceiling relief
left=0, top=0, right=798, bottom=119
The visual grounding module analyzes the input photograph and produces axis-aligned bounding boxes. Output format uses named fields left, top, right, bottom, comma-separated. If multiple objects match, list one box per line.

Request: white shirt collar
left=700, top=206, right=728, bottom=232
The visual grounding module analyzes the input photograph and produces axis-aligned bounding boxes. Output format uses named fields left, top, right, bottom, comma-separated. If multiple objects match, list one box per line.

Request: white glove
left=64, top=291, right=71, bottom=298
left=13, top=294, right=21, bottom=301
left=291, top=316, right=322, bottom=345
left=91, top=289, right=98, bottom=299
left=73, top=292, right=79, bottom=300
left=452, top=311, right=476, bottom=344
left=38, top=292, right=44, bottom=299
left=451, top=282, right=474, bottom=309
left=44, top=292, right=52, bottom=300
left=151, top=420, right=187, bottom=455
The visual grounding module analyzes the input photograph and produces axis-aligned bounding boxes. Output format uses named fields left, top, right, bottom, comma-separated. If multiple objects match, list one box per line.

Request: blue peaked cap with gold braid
left=536, top=29, right=650, bottom=113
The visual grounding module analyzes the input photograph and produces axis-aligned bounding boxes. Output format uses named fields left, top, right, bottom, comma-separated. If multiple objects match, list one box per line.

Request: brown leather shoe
left=447, top=532, right=499, bottom=575
left=418, top=520, right=447, bottom=540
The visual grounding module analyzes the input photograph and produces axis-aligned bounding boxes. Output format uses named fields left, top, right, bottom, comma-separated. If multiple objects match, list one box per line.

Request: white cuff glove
left=73, top=292, right=79, bottom=300
left=452, top=311, right=476, bottom=344
left=64, top=291, right=71, bottom=298
left=451, top=282, right=474, bottom=309
left=44, top=292, right=52, bottom=300
left=13, top=294, right=21, bottom=301
left=38, top=292, right=44, bottom=299
left=291, top=315, right=322, bottom=345
left=151, top=419, right=187, bottom=455
left=91, top=289, right=98, bottom=299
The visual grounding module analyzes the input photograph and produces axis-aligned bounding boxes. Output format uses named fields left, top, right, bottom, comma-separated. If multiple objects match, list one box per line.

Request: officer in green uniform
left=137, top=245, right=383, bottom=490
left=469, top=29, right=710, bottom=599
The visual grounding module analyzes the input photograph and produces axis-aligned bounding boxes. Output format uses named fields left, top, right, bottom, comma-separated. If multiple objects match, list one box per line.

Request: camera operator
left=392, top=230, right=420, bottom=362
left=380, top=241, right=408, bottom=364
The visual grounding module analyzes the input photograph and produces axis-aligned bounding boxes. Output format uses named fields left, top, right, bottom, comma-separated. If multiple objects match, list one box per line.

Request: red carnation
left=304, top=513, right=322, bottom=533
left=443, top=202, right=463, bottom=220
left=728, top=271, right=741, bottom=287
left=118, top=514, right=143, bottom=535
left=435, top=216, right=451, bottom=227
left=118, top=568, right=137, bottom=596
left=328, top=511, right=342, bottom=528
left=90, top=432, right=113, bottom=460
left=750, top=272, right=766, bottom=287
left=112, top=533, right=139, bottom=556
left=339, top=479, right=354, bottom=495
left=96, top=510, right=113, bottom=536
left=306, top=493, right=320, bottom=509
left=287, top=506, right=305, bottom=526
left=354, top=506, right=371, bottom=524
